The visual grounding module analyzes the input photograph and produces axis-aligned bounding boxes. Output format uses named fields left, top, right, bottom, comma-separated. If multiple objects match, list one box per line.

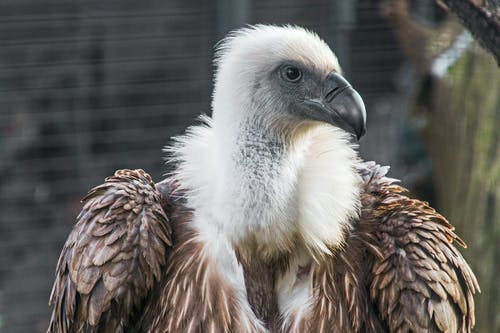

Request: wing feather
left=47, top=169, right=172, bottom=333
left=360, top=162, right=479, bottom=333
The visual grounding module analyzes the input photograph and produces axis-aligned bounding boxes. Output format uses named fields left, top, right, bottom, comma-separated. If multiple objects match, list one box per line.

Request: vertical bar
left=327, top=0, right=357, bottom=76
left=215, top=0, right=249, bottom=40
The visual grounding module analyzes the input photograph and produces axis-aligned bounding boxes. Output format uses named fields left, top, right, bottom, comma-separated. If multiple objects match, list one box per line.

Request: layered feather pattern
left=47, top=169, right=172, bottom=332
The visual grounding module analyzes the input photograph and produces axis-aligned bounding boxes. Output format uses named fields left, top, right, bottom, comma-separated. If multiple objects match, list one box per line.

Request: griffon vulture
left=47, top=25, right=479, bottom=333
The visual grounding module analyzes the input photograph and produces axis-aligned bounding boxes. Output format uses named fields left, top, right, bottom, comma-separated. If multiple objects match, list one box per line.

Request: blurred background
left=0, top=0, right=498, bottom=332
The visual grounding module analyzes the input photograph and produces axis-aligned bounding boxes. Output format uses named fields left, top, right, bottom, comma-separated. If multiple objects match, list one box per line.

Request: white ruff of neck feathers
left=294, top=125, right=361, bottom=256
left=165, top=118, right=361, bottom=256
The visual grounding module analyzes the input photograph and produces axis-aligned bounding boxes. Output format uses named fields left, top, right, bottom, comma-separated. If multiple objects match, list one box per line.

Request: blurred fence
left=0, top=0, right=414, bottom=331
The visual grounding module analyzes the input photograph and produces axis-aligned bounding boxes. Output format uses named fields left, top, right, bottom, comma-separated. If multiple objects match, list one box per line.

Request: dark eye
left=282, top=65, right=302, bottom=82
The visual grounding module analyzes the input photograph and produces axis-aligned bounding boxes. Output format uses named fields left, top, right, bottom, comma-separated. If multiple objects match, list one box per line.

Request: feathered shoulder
left=358, top=161, right=479, bottom=332
left=47, top=169, right=172, bottom=332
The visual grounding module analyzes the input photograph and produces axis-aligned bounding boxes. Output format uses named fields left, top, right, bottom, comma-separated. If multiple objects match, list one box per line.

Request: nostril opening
left=324, top=87, right=341, bottom=102
left=324, top=85, right=350, bottom=103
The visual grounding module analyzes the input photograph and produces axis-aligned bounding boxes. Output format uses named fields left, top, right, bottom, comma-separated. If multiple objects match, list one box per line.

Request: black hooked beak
left=303, top=72, right=366, bottom=140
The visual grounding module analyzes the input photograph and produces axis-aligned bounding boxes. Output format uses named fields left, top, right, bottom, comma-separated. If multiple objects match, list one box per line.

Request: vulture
left=47, top=25, right=479, bottom=333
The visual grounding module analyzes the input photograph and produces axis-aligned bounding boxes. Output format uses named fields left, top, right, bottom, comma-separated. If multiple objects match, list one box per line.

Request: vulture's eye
left=281, top=65, right=302, bottom=83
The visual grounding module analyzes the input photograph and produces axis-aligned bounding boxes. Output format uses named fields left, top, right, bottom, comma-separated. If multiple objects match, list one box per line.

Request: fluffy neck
left=168, top=115, right=362, bottom=259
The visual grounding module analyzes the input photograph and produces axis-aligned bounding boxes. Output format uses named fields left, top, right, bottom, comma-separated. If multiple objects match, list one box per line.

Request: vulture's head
left=174, top=25, right=366, bottom=256
left=212, top=24, right=366, bottom=141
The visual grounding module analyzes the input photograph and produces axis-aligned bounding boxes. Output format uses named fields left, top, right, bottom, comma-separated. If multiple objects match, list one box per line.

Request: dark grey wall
left=0, top=1, right=409, bottom=331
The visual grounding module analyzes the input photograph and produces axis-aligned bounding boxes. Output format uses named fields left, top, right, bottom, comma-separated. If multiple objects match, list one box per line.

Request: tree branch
left=439, top=0, right=500, bottom=65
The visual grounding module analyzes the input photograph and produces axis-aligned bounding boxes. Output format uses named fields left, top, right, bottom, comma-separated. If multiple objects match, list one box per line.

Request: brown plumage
left=47, top=163, right=478, bottom=332
left=47, top=169, right=172, bottom=333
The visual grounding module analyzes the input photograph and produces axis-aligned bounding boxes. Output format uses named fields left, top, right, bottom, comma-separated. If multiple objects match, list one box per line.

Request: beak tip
left=357, top=126, right=366, bottom=141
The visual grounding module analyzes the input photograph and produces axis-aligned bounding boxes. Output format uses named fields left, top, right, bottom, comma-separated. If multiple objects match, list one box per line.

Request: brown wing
left=359, top=162, right=479, bottom=333
left=47, top=169, right=172, bottom=333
